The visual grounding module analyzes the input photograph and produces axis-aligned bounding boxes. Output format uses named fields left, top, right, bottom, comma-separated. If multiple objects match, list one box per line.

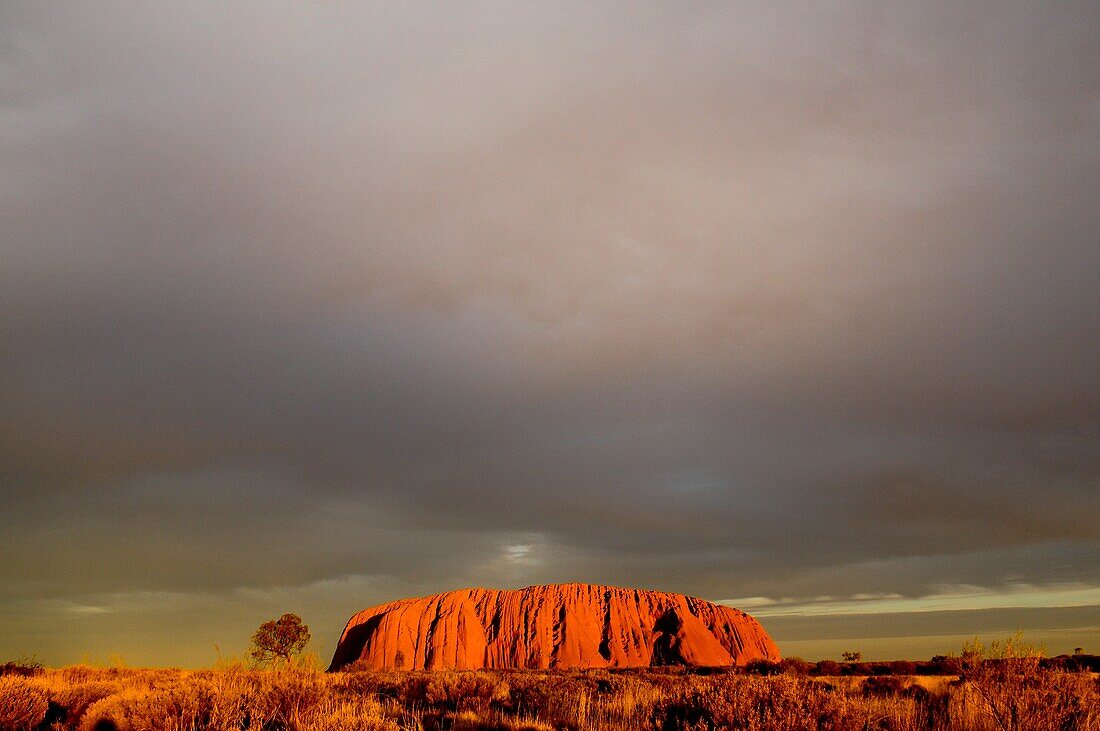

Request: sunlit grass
left=1, top=642, right=1097, bottom=731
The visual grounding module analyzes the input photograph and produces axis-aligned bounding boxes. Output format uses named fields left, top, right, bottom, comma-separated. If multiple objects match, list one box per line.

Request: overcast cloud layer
left=2, top=1, right=1099, bottom=664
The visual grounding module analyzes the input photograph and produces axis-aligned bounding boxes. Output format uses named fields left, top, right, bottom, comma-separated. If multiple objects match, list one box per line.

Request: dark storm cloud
left=2, top=1, right=1099, bottom=663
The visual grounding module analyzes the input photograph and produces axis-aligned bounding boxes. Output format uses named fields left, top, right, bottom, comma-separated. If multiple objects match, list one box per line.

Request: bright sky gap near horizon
left=1, top=2, right=1098, bottom=667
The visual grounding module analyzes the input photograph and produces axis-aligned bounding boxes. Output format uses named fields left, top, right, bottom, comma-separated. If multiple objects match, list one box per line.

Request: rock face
left=329, top=583, right=779, bottom=671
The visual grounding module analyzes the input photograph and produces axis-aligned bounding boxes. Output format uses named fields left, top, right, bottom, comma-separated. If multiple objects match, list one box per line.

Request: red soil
left=329, top=583, right=780, bottom=671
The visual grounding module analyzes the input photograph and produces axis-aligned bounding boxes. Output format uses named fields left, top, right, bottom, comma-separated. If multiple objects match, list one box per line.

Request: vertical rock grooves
left=329, top=583, right=779, bottom=671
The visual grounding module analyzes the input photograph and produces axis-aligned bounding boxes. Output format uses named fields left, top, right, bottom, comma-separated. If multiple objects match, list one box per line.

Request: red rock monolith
left=329, top=583, right=779, bottom=671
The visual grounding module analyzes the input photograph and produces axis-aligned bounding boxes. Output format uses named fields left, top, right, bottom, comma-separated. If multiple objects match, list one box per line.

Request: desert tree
left=249, top=613, right=311, bottom=668
left=841, top=650, right=862, bottom=663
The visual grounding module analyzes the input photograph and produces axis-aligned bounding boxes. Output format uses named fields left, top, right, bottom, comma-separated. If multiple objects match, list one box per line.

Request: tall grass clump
left=951, top=633, right=1100, bottom=731
left=0, top=676, right=50, bottom=731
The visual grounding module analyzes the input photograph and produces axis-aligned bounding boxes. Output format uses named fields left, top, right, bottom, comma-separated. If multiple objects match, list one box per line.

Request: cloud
left=1, top=1, right=1098, bottom=663
left=724, top=582, right=1100, bottom=617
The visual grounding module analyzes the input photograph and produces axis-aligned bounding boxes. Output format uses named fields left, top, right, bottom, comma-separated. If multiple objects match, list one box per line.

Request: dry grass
left=0, top=676, right=49, bottom=731
left=0, top=659, right=1096, bottom=730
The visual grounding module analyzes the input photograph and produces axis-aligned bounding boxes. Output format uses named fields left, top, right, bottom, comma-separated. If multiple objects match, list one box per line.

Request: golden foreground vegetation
left=1, top=647, right=1097, bottom=731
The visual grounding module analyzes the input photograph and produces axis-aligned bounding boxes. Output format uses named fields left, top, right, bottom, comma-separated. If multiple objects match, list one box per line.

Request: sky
left=2, top=1, right=1098, bottom=667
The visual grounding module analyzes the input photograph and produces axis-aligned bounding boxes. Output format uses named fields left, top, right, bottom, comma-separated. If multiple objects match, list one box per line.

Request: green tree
left=249, top=613, right=311, bottom=668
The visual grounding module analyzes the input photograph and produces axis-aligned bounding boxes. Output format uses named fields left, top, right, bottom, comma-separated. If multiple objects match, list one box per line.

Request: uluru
left=329, top=583, right=780, bottom=671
